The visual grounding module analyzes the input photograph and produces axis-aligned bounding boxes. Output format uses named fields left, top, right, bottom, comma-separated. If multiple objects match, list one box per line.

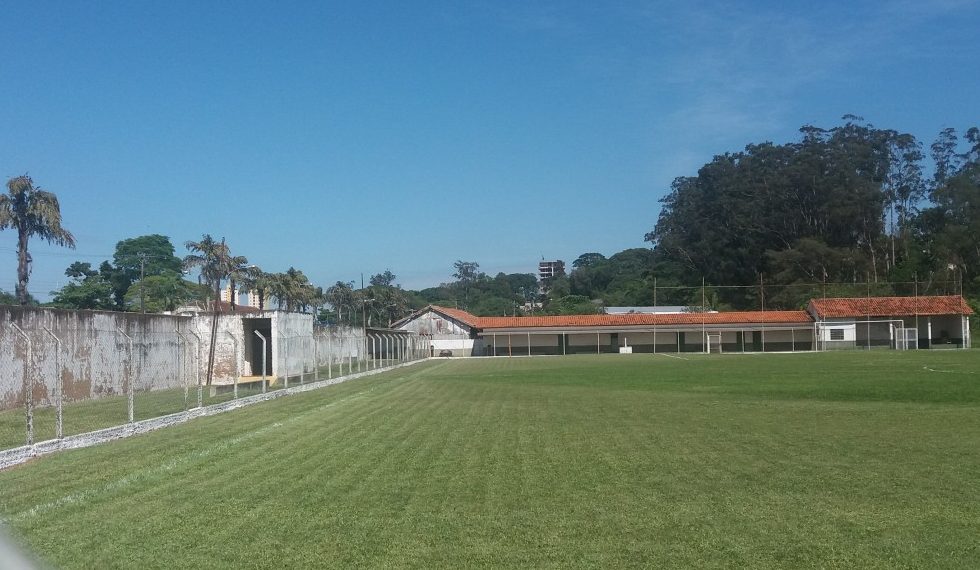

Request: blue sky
left=2, top=1, right=978, bottom=298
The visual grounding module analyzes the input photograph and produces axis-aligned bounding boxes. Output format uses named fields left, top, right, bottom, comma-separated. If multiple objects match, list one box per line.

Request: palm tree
left=239, top=268, right=271, bottom=310
left=182, top=234, right=235, bottom=386
left=0, top=175, right=76, bottom=305
left=267, top=267, right=318, bottom=312
left=225, top=256, right=257, bottom=312
left=326, top=281, right=356, bottom=323
left=182, top=234, right=230, bottom=310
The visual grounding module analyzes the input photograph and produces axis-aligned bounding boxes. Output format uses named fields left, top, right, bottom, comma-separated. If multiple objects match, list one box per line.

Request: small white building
left=392, top=306, right=484, bottom=357
left=807, top=295, right=972, bottom=350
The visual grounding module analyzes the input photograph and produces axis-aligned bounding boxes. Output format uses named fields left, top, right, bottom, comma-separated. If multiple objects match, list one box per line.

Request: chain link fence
left=0, top=308, right=425, bottom=453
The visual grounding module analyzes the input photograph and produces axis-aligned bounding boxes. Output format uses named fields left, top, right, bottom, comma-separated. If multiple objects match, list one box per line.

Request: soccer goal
left=706, top=333, right=723, bottom=354
left=895, top=327, right=918, bottom=350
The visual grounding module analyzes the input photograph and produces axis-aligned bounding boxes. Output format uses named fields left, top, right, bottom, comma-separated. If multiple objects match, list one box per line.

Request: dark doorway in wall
left=243, top=318, right=273, bottom=376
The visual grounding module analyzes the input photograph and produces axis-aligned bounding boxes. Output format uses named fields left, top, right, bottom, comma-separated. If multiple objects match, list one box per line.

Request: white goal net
left=706, top=333, right=723, bottom=354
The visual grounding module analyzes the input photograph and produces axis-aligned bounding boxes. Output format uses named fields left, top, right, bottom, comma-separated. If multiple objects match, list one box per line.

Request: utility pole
left=361, top=273, right=367, bottom=371
left=138, top=252, right=147, bottom=314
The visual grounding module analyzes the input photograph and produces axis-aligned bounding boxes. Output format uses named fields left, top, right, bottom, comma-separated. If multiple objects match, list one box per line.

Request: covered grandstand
left=394, top=295, right=972, bottom=356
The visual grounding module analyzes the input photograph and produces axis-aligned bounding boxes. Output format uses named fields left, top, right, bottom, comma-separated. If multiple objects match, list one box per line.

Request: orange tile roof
left=426, top=305, right=483, bottom=328
left=427, top=305, right=812, bottom=330
left=808, top=295, right=973, bottom=319
left=477, top=310, right=812, bottom=329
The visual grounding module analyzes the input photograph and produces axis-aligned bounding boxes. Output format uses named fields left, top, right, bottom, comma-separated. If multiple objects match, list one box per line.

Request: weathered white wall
left=314, top=325, right=365, bottom=368
left=0, top=307, right=191, bottom=410
left=185, top=313, right=365, bottom=382
left=397, top=310, right=476, bottom=356
left=398, top=311, right=472, bottom=339
left=0, top=307, right=369, bottom=410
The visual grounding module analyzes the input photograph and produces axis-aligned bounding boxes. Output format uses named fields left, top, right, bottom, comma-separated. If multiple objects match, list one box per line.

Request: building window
left=829, top=329, right=844, bottom=341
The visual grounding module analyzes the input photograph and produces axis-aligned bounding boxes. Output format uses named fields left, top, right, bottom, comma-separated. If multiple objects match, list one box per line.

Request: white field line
left=3, top=375, right=411, bottom=524
left=0, top=359, right=431, bottom=471
left=922, top=365, right=978, bottom=375
left=657, top=353, right=690, bottom=360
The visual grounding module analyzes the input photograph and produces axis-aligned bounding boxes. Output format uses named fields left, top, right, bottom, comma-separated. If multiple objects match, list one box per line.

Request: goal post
left=706, top=333, right=723, bottom=354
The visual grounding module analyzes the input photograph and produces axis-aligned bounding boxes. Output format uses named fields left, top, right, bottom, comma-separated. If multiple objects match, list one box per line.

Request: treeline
left=5, top=117, right=978, bottom=321
left=414, top=118, right=979, bottom=316
left=41, top=234, right=323, bottom=314
left=644, top=117, right=978, bottom=310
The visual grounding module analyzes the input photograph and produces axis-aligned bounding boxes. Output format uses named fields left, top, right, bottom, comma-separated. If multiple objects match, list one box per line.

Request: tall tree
left=369, top=270, right=397, bottom=288
left=884, top=134, right=926, bottom=265
left=183, top=234, right=235, bottom=386
left=109, top=234, right=184, bottom=308
left=50, top=261, right=116, bottom=310
left=0, top=175, right=76, bottom=305
left=325, top=280, right=357, bottom=323
left=267, top=267, right=318, bottom=312
left=225, top=255, right=256, bottom=311
left=919, top=126, right=980, bottom=295
left=646, top=118, right=900, bottom=307
left=183, top=234, right=231, bottom=310
left=239, top=269, right=273, bottom=310
left=123, top=273, right=201, bottom=312
left=452, top=260, right=482, bottom=309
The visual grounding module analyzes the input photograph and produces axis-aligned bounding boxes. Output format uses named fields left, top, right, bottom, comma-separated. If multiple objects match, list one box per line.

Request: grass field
left=0, top=360, right=383, bottom=450
left=1, top=351, right=979, bottom=568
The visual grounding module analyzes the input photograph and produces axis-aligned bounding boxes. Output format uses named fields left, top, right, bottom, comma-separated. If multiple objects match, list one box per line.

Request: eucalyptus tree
left=0, top=175, right=76, bottom=305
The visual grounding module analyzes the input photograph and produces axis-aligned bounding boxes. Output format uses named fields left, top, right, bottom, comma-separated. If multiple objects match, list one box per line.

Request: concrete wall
left=0, top=306, right=191, bottom=410
left=0, top=307, right=368, bottom=411
left=183, top=312, right=365, bottom=383
left=316, top=325, right=365, bottom=368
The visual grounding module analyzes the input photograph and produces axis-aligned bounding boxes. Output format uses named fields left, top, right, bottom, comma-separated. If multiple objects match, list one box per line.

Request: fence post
left=175, top=329, right=189, bottom=411
left=225, top=330, right=239, bottom=399
left=327, top=331, right=332, bottom=380
left=116, top=327, right=135, bottom=423
left=40, top=327, right=64, bottom=439
left=284, top=336, right=290, bottom=389
left=188, top=330, right=203, bottom=407
left=254, top=330, right=267, bottom=393
left=300, top=336, right=306, bottom=385
left=314, top=333, right=320, bottom=382
left=347, top=333, right=353, bottom=375
left=357, top=332, right=362, bottom=373
left=11, top=323, right=33, bottom=446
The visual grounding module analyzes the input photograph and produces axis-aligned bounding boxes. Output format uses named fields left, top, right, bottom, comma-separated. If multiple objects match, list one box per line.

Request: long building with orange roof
left=393, top=295, right=972, bottom=356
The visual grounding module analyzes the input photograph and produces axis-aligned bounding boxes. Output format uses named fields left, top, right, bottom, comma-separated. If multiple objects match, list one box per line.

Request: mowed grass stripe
left=2, top=352, right=980, bottom=568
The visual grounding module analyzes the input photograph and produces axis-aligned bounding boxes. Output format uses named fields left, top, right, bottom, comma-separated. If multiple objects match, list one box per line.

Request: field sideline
left=1, top=351, right=979, bottom=568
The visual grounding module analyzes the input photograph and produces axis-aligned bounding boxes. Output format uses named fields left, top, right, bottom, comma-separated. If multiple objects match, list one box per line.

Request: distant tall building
left=538, top=260, right=565, bottom=282
left=221, top=283, right=262, bottom=309
left=220, top=283, right=236, bottom=304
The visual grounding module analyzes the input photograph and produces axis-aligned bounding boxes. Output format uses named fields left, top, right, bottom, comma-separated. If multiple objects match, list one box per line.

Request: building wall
left=398, top=310, right=477, bottom=356
left=399, top=311, right=472, bottom=339
left=0, top=307, right=368, bottom=410
left=818, top=314, right=968, bottom=349
left=479, top=327, right=816, bottom=355
left=0, top=307, right=191, bottom=410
